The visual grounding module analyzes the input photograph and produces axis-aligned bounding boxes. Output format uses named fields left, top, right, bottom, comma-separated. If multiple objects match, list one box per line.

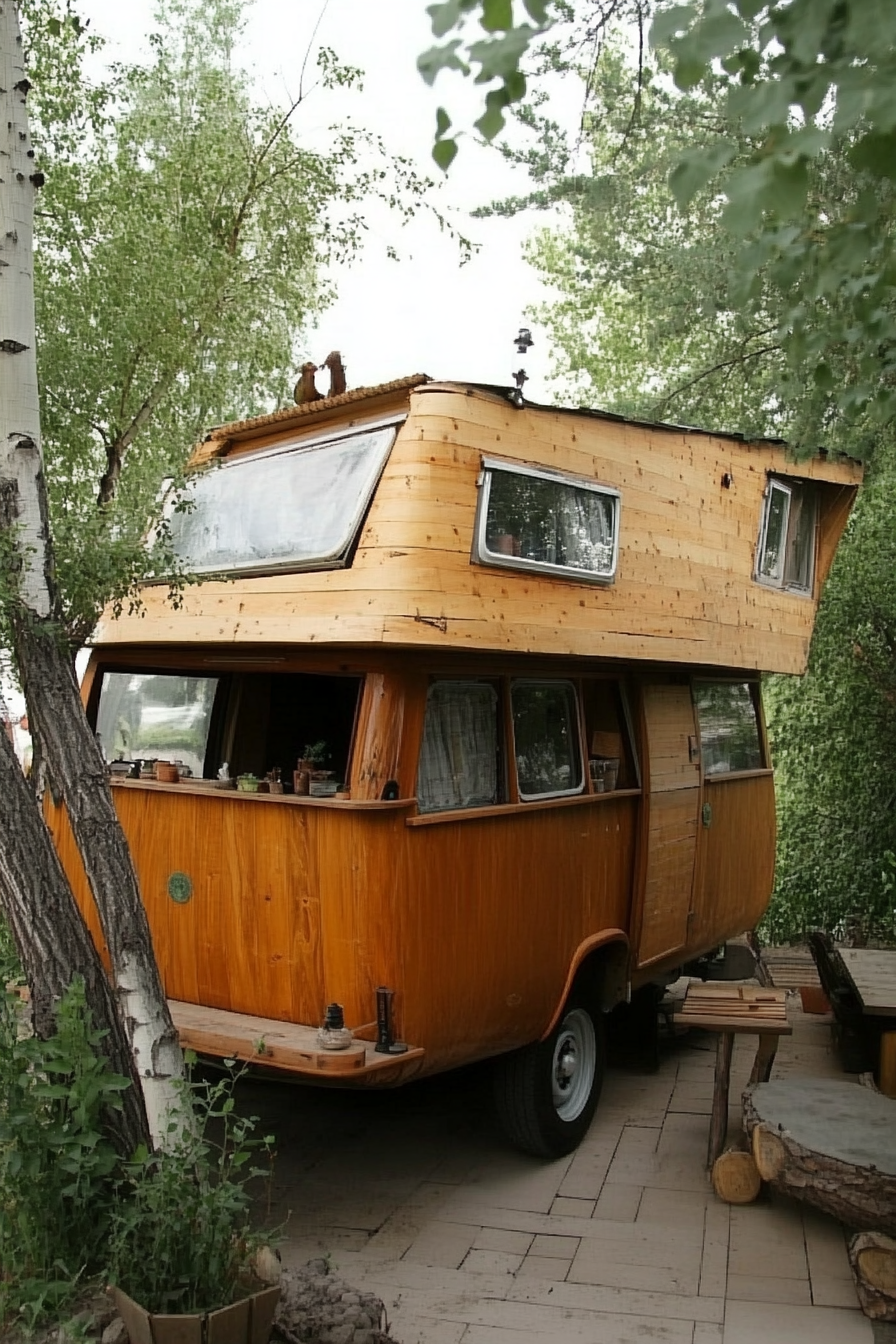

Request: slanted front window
left=693, top=681, right=764, bottom=776
left=756, top=477, right=817, bottom=594
left=511, top=680, right=584, bottom=800
left=164, top=422, right=398, bottom=578
left=474, top=458, right=620, bottom=583
left=417, top=681, right=500, bottom=813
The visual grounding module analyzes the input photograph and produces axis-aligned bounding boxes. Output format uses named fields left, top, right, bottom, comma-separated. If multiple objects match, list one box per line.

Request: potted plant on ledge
left=107, top=1062, right=280, bottom=1344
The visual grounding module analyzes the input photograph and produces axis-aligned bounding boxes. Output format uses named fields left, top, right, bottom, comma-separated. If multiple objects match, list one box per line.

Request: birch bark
left=0, top=0, right=183, bottom=1149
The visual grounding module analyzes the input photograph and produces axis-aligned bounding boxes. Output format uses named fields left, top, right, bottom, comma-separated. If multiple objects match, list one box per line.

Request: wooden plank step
left=169, top=1000, right=425, bottom=1077
left=679, top=998, right=788, bottom=1015
left=675, top=983, right=790, bottom=1035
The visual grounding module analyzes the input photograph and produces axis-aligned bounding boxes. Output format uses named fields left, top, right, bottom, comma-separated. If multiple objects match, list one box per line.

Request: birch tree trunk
left=0, top=722, right=148, bottom=1157
left=0, top=0, right=183, bottom=1149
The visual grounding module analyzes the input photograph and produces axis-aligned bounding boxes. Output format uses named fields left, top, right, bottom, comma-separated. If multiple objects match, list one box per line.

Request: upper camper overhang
left=92, top=377, right=863, bottom=676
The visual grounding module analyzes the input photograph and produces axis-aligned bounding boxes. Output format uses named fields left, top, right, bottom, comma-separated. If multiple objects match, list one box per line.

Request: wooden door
left=635, top=683, right=701, bottom=968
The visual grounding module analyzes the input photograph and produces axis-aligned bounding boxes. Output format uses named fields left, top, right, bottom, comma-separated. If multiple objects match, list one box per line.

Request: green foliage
left=107, top=1061, right=275, bottom=1315
left=0, top=979, right=129, bottom=1331
left=19, top=0, right=435, bottom=647
left=504, top=39, right=786, bottom=434
left=505, top=30, right=896, bottom=942
left=419, top=0, right=562, bottom=166
left=651, top=0, right=896, bottom=447
left=763, top=438, right=896, bottom=944
left=420, top=0, right=896, bottom=446
left=301, top=740, right=328, bottom=765
left=0, top=979, right=277, bottom=1329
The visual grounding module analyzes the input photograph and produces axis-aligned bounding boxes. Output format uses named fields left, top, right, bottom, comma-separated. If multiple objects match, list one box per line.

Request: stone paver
left=246, top=991, right=874, bottom=1344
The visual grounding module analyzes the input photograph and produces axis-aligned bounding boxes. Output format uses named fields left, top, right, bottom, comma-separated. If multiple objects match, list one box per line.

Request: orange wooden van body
left=50, top=378, right=861, bottom=1090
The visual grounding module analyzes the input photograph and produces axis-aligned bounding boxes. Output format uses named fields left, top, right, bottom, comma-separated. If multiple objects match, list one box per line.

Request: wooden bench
left=674, top=983, right=791, bottom=1168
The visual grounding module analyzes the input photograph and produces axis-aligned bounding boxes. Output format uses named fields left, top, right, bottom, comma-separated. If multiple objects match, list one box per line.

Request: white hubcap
left=551, top=1008, right=597, bottom=1122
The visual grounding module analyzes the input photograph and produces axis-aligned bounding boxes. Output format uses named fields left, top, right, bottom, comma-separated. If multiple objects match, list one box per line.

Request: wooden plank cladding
left=93, top=381, right=861, bottom=676
left=59, top=376, right=858, bottom=1127
left=46, top=769, right=638, bottom=1080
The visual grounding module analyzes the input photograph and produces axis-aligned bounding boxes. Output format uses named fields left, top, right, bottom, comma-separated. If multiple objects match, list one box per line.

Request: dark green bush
left=0, top=977, right=129, bottom=1330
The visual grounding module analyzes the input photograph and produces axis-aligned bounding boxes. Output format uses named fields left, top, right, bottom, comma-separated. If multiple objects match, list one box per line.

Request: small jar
left=317, top=1003, right=352, bottom=1051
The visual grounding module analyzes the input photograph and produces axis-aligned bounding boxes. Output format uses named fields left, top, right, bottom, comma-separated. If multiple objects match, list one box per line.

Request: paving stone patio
left=251, top=994, right=877, bottom=1343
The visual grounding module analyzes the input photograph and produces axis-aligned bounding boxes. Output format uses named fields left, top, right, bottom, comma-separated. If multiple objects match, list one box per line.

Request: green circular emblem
left=168, top=872, right=193, bottom=905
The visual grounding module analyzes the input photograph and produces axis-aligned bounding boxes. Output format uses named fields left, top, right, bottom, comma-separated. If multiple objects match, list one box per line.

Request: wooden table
left=838, top=948, right=896, bottom=1096
left=674, top=983, right=791, bottom=1168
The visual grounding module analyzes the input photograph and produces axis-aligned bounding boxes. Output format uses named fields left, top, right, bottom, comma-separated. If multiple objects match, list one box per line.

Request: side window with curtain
left=473, top=458, right=620, bottom=583
left=416, top=681, right=500, bottom=813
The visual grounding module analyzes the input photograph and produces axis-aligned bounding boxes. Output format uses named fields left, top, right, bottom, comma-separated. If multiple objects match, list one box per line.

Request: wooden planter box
left=111, top=1284, right=280, bottom=1344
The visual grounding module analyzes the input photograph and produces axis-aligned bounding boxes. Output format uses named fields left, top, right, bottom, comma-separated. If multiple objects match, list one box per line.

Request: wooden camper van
left=51, top=375, right=861, bottom=1156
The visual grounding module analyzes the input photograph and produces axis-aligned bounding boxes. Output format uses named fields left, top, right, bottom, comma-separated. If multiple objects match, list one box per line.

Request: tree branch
left=97, top=370, right=178, bottom=507
left=651, top=335, right=780, bottom=418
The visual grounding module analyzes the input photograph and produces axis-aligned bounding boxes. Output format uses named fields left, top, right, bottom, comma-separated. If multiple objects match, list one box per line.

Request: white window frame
left=511, top=678, right=585, bottom=802
left=473, top=457, right=621, bottom=584
left=755, top=475, right=817, bottom=595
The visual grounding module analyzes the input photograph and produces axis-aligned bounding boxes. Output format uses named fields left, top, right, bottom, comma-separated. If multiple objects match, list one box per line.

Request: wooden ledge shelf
left=110, top=778, right=414, bottom=812
left=406, top=788, right=641, bottom=827
left=169, top=1000, right=424, bottom=1081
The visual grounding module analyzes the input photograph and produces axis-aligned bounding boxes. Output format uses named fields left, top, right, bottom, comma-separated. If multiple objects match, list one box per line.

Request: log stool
left=674, top=983, right=791, bottom=1168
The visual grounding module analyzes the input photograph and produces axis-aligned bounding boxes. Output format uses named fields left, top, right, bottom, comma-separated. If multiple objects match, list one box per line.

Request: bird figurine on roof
left=322, top=350, right=346, bottom=397
left=294, top=362, right=323, bottom=405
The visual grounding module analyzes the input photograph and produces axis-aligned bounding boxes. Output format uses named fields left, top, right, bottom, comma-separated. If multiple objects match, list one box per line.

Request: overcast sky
left=78, top=0, right=582, bottom=402
left=3, top=1, right=586, bottom=715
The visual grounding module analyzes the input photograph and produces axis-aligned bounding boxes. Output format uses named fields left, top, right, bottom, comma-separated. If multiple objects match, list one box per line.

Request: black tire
left=492, top=994, right=606, bottom=1158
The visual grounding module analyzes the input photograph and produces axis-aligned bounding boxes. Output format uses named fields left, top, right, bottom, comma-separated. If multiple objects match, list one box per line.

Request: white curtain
left=417, top=682, right=498, bottom=812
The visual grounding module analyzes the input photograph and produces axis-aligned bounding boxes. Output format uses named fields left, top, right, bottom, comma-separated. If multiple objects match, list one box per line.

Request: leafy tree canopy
left=510, top=30, right=896, bottom=941
left=423, top=0, right=896, bottom=451
left=20, top=0, right=433, bottom=647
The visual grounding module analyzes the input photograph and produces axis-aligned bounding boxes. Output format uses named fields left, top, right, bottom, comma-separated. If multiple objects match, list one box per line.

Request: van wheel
left=493, top=997, right=605, bottom=1158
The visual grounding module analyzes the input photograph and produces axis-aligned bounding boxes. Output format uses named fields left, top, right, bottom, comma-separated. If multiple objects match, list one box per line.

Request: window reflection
left=512, top=680, right=584, bottom=800
left=477, top=460, right=620, bottom=582
left=693, top=682, right=763, bottom=776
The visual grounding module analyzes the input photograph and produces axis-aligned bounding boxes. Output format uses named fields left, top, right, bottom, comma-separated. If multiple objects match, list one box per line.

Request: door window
left=693, top=681, right=763, bottom=776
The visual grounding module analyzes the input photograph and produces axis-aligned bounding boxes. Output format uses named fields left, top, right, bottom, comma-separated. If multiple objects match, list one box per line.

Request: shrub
left=0, top=977, right=129, bottom=1330
left=106, top=1061, right=276, bottom=1315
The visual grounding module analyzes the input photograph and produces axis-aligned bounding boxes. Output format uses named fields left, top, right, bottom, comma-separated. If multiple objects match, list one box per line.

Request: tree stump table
left=674, top=983, right=791, bottom=1169
left=744, top=1079, right=896, bottom=1235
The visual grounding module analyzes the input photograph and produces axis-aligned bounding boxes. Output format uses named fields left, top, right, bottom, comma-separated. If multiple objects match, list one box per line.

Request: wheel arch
left=540, top=931, right=630, bottom=1041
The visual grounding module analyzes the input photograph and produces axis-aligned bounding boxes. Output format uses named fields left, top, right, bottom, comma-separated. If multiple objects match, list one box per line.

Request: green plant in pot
left=298, top=741, right=327, bottom=771
left=107, top=1061, right=280, bottom=1344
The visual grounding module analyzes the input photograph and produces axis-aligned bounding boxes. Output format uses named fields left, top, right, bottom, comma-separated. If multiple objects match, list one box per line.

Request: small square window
left=756, top=477, right=817, bottom=594
left=474, top=458, right=620, bottom=583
